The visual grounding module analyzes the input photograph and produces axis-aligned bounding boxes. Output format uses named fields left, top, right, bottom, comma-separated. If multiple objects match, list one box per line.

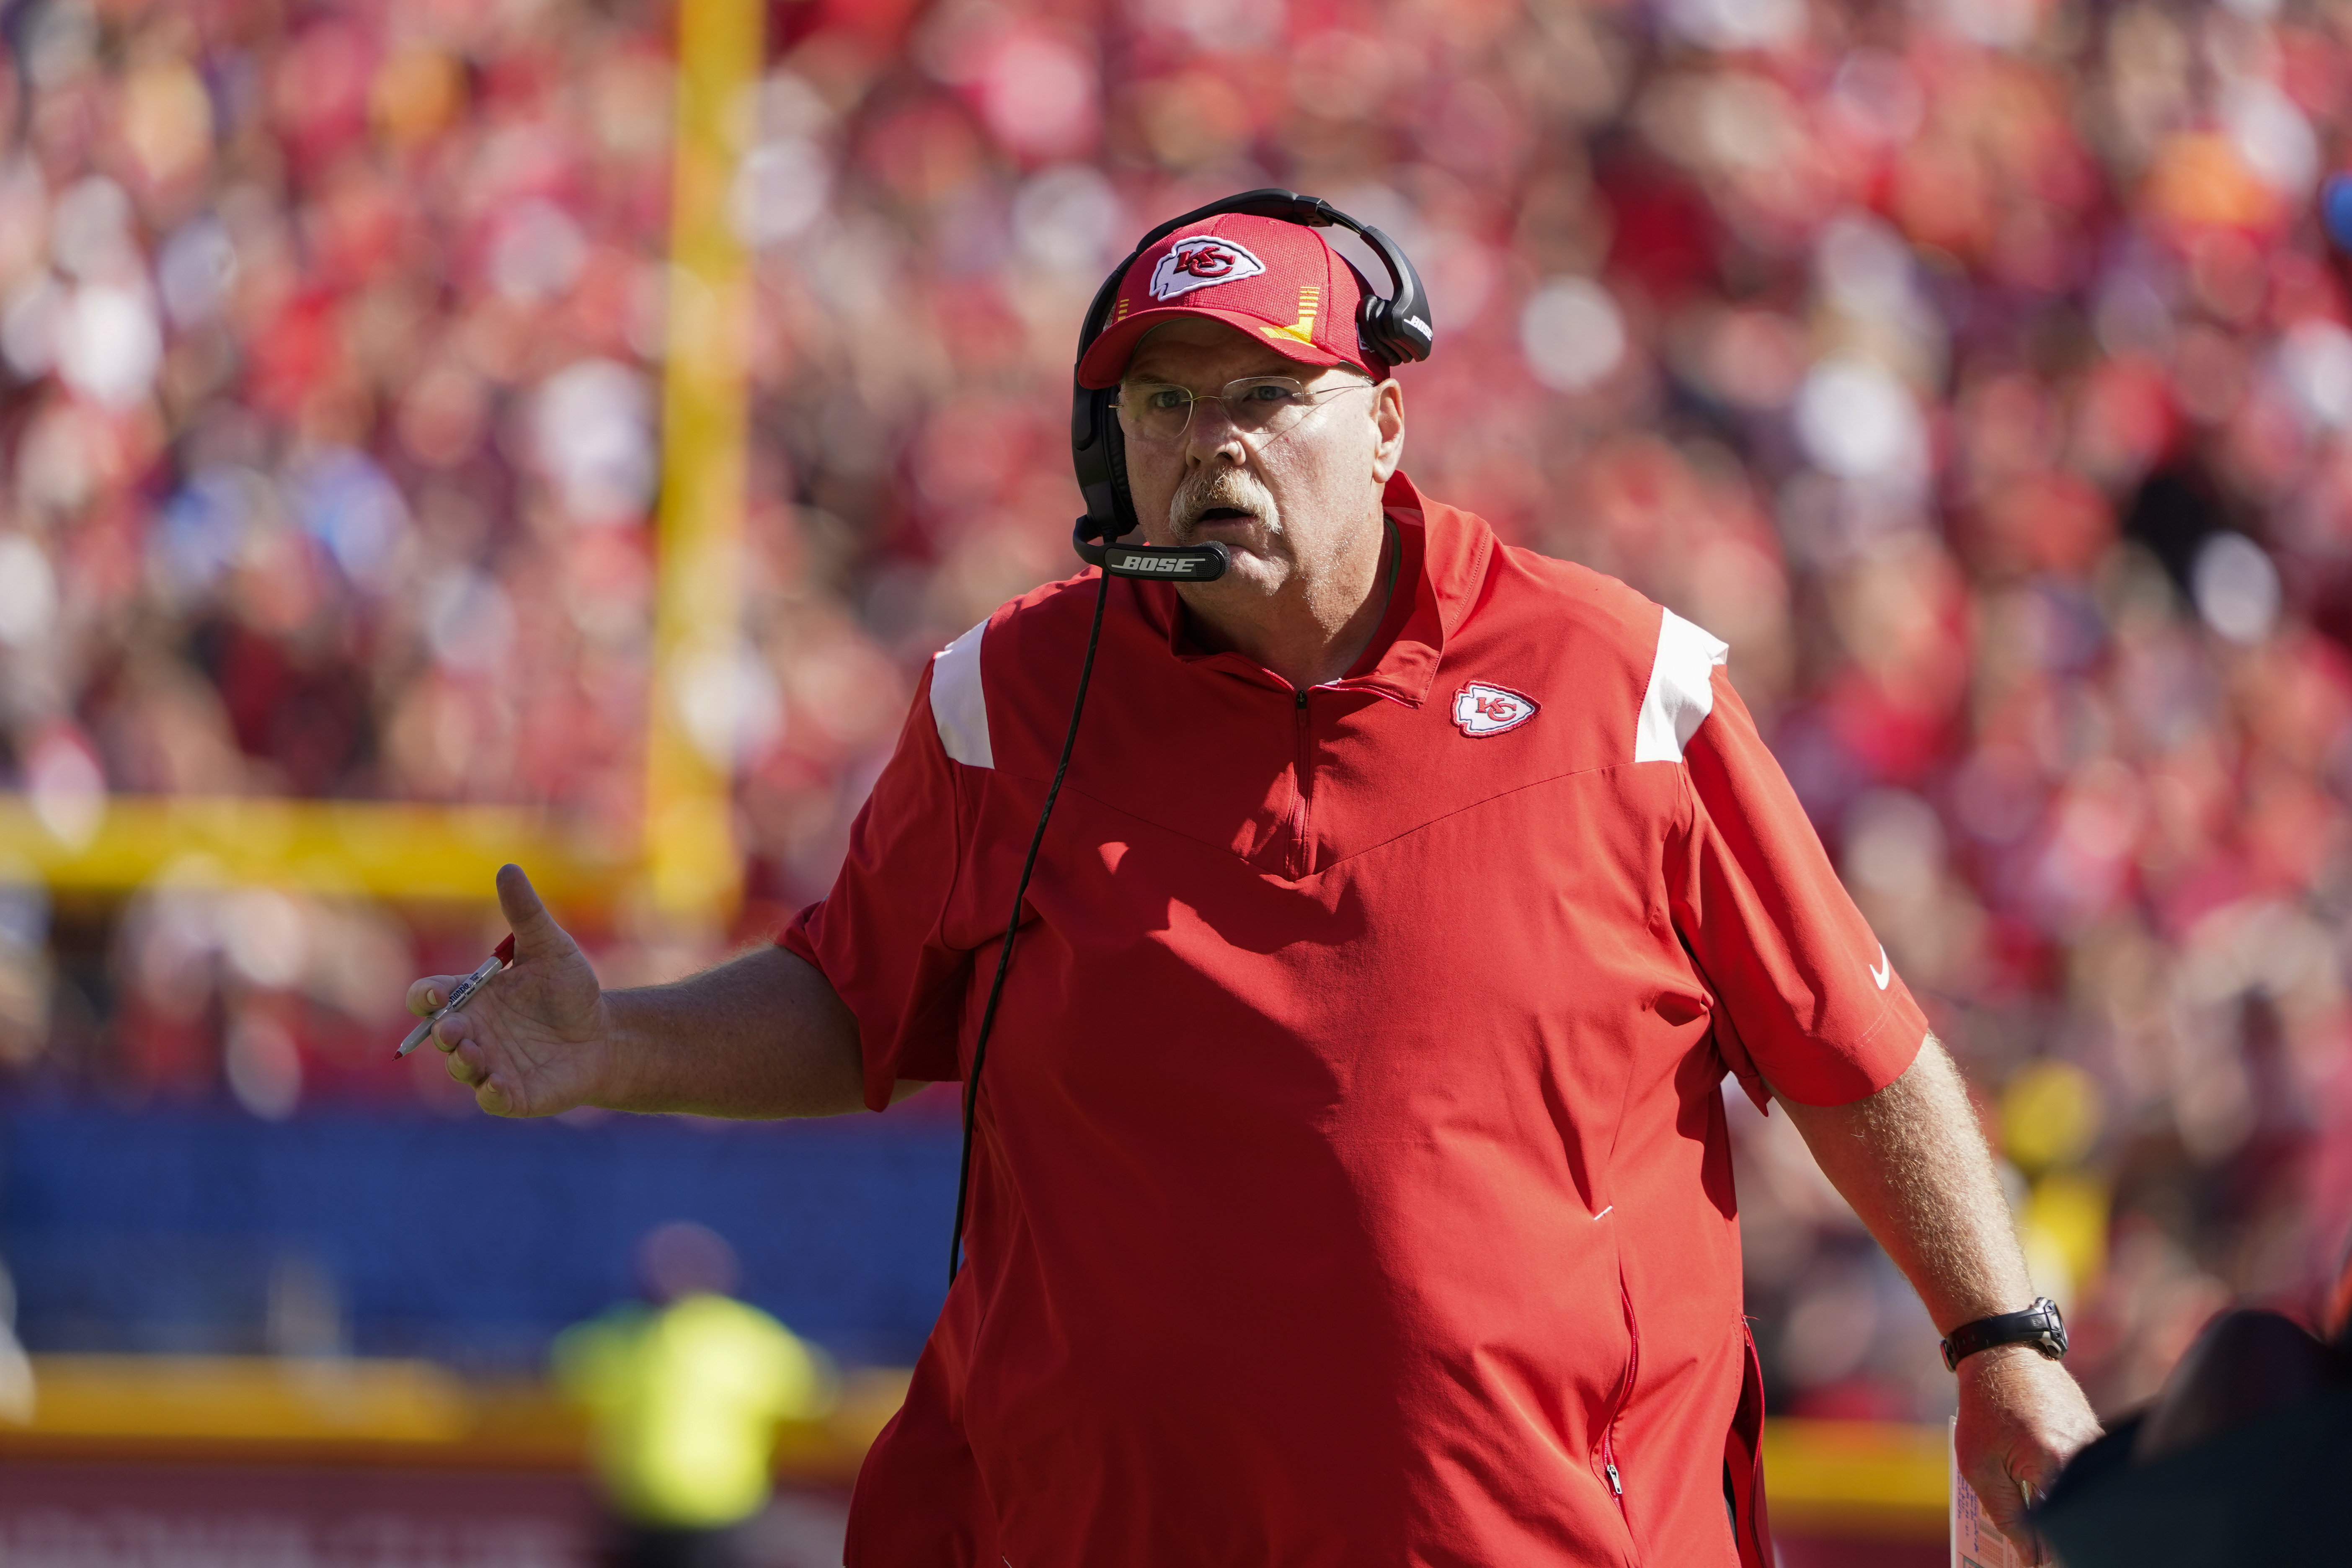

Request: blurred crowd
left=5, top=0, right=2352, bottom=1418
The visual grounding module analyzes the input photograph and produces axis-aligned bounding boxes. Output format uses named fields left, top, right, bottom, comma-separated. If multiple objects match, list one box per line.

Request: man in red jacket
left=413, top=209, right=2099, bottom=1566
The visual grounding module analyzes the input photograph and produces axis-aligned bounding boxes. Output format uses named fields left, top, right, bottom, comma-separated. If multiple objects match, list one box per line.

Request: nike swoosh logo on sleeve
left=1870, top=944, right=1891, bottom=991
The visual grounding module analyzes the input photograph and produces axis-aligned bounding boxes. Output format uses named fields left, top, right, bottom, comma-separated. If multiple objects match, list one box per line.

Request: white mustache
left=1168, top=470, right=1274, bottom=537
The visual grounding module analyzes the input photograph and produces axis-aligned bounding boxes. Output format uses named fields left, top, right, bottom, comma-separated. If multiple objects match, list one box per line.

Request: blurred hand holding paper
left=1952, top=1417, right=2027, bottom=1568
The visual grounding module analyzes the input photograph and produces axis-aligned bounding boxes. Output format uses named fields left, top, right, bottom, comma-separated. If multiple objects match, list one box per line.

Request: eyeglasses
left=1113, top=374, right=1373, bottom=445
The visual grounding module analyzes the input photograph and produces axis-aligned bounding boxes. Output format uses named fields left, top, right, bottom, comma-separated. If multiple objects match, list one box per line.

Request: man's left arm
left=1665, top=652, right=2101, bottom=1558
left=1773, top=1034, right=2102, bottom=1565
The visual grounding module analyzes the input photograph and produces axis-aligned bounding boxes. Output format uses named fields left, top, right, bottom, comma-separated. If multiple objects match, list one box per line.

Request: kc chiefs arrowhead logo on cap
left=1452, top=683, right=1538, bottom=737
left=1149, top=235, right=1268, bottom=301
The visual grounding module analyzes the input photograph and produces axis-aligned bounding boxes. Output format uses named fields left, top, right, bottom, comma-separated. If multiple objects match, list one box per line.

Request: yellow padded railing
left=0, top=1356, right=909, bottom=1482
left=1762, top=1417, right=1949, bottom=1538
left=0, top=795, right=623, bottom=909
left=0, top=1358, right=1950, bottom=1534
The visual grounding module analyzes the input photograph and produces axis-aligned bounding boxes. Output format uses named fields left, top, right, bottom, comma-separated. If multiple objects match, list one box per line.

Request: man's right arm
left=410, top=864, right=876, bottom=1120
left=597, top=943, right=867, bottom=1117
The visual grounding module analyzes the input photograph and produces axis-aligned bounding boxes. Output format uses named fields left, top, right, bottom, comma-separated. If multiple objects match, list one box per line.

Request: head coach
left=410, top=192, right=2100, bottom=1566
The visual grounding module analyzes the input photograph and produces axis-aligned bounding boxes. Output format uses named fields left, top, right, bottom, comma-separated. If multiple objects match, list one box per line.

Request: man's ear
left=1370, top=379, right=1406, bottom=484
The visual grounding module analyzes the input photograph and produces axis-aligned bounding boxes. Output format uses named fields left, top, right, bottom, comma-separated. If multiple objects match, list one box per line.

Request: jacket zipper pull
left=1295, top=689, right=1308, bottom=710
left=1605, top=1458, right=1622, bottom=1497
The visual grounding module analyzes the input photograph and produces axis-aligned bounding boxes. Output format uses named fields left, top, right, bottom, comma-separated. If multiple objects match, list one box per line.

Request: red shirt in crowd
left=781, top=474, right=1928, bottom=1567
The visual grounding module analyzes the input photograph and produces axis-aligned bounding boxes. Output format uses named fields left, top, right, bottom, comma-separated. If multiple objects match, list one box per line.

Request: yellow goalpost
left=1, top=0, right=764, bottom=926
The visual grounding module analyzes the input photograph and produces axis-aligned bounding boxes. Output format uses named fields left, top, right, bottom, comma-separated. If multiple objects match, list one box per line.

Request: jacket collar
left=1121, top=470, right=1494, bottom=709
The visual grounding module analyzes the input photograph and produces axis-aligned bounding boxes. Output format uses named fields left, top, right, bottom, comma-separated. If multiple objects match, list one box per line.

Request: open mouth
left=1193, top=506, right=1253, bottom=525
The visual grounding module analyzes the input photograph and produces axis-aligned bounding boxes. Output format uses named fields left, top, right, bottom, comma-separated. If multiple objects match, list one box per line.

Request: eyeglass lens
left=1118, top=377, right=1337, bottom=443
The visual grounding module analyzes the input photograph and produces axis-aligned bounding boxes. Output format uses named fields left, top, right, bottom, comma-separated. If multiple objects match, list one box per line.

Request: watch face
left=2038, top=1297, right=2069, bottom=1357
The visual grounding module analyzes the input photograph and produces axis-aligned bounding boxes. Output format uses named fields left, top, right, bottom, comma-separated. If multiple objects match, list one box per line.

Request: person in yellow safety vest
left=555, top=1220, right=833, bottom=1568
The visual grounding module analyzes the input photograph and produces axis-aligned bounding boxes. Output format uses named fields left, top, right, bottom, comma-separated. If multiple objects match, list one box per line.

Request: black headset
left=950, top=192, right=1434, bottom=1283
left=1068, top=188, right=1435, bottom=583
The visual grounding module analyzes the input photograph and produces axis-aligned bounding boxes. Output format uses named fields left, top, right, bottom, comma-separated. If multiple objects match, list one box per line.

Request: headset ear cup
left=1357, top=299, right=1400, bottom=374
left=1072, top=384, right=1128, bottom=559
left=1105, top=397, right=1139, bottom=540
left=1347, top=222, right=1432, bottom=365
left=1361, top=290, right=1427, bottom=366
left=1360, top=297, right=1423, bottom=374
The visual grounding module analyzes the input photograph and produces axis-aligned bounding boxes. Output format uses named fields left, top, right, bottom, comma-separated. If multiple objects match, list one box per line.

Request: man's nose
left=1182, top=398, right=1250, bottom=464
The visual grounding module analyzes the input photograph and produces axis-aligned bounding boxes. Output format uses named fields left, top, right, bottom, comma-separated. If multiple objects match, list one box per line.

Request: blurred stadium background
left=2, top=0, right=2350, bottom=1560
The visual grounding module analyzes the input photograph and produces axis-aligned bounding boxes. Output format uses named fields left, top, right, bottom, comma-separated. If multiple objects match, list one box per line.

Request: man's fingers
left=1964, top=1456, right=2026, bottom=1526
left=446, top=1040, right=488, bottom=1087
left=1971, top=1465, right=2046, bottom=1565
left=475, top=1074, right=517, bottom=1117
left=2008, top=1455, right=2068, bottom=1565
left=406, top=976, right=460, bottom=1016
left=433, top=1011, right=473, bottom=1052
left=495, top=863, right=560, bottom=954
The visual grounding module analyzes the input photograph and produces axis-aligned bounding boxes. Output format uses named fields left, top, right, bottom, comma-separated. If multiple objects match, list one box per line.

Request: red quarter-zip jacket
left=782, top=473, right=1927, bottom=1567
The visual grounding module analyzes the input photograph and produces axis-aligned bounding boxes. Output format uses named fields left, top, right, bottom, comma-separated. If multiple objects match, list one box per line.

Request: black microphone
left=1101, top=542, right=1230, bottom=580
left=1071, top=516, right=1232, bottom=580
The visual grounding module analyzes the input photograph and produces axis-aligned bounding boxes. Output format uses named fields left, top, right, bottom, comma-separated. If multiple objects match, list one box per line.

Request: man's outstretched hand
left=405, top=864, right=613, bottom=1117
left=1955, top=1343, right=2103, bottom=1564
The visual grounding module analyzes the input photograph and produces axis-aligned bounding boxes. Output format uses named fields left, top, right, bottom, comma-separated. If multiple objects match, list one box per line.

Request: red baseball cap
left=1076, top=212, right=1386, bottom=389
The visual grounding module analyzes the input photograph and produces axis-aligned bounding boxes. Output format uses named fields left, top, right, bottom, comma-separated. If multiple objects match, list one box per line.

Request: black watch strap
left=1941, top=1297, right=2068, bottom=1372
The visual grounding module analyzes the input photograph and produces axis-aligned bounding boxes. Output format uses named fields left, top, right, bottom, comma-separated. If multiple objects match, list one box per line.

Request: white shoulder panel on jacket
left=1634, top=607, right=1730, bottom=764
left=931, top=618, right=992, bottom=768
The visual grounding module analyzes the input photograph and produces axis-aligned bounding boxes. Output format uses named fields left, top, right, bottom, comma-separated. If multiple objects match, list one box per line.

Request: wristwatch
left=1941, top=1297, right=2068, bottom=1371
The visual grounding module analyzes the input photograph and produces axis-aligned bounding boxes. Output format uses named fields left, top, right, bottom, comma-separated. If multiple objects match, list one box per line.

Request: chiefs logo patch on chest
left=1452, top=683, right=1539, bottom=737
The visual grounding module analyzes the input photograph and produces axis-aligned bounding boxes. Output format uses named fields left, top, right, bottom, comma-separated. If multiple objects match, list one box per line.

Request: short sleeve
left=778, top=661, right=974, bottom=1110
left=1669, top=665, right=1926, bottom=1108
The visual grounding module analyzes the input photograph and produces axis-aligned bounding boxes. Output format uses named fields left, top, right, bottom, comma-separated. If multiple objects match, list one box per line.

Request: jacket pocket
left=1593, top=1274, right=1641, bottom=1552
